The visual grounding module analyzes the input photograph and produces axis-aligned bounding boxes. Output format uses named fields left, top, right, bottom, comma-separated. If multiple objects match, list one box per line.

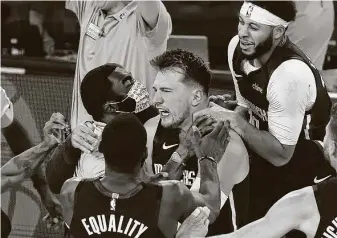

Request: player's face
left=238, top=15, right=274, bottom=60
left=323, top=121, right=337, bottom=172
left=152, top=70, right=193, bottom=128
left=108, top=67, right=134, bottom=98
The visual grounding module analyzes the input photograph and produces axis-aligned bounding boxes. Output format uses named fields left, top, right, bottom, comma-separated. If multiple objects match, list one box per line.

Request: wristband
left=198, top=156, right=217, bottom=164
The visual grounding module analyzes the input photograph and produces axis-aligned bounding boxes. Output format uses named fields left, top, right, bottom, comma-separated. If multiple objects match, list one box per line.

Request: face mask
left=127, top=80, right=151, bottom=113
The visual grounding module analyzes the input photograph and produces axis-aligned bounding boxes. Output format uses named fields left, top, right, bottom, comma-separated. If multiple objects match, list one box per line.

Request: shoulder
left=59, top=177, right=82, bottom=205
left=271, top=59, right=315, bottom=85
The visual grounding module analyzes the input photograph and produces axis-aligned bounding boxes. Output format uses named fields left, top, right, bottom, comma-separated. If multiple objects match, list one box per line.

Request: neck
left=254, top=36, right=285, bottom=67
left=180, top=99, right=208, bottom=132
left=101, top=168, right=141, bottom=194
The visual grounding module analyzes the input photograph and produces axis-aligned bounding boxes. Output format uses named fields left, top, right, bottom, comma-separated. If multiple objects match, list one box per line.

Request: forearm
left=240, top=123, right=290, bottom=166
left=46, top=136, right=80, bottom=194
left=198, top=159, right=220, bottom=222
left=1, top=141, right=54, bottom=190
left=162, top=146, right=188, bottom=180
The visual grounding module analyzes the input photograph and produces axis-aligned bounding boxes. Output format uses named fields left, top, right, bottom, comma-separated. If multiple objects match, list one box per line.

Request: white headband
left=240, top=2, right=289, bottom=27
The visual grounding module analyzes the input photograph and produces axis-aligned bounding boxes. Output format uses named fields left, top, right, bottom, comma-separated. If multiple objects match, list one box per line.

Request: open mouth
left=158, top=108, right=170, bottom=117
left=240, top=40, right=254, bottom=49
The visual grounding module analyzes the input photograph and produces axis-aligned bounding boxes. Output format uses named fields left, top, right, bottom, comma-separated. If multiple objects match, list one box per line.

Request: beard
left=241, top=32, right=274, bottom=60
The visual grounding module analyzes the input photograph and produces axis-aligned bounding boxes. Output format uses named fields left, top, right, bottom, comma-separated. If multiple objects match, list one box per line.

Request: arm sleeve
left=65, top=0, right=90, bottom=25
left=227, top=35, right=248, bottom=108
left=137, top=2, right=172, bottom=48
left=267, top=60, right=316, bottom=145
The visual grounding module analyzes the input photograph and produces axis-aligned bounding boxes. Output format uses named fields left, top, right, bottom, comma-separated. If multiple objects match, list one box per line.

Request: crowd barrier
left=1, top=51, right=336, bottom=237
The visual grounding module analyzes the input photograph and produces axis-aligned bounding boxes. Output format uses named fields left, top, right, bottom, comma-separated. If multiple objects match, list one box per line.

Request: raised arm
left=46, top=121, right=98, bottom=194
left=1, top=114, right=63, bottom=192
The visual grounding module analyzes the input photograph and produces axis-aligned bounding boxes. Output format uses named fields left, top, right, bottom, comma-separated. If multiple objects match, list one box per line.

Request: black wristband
left=198, top=156, right=217, bottom=164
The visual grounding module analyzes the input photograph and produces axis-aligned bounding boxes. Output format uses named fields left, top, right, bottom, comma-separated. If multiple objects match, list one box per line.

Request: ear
left=273, top=26, right=285, bottom=40
left=328, top=141, right=337, bottom=158
left=191, top=89, right=204, bottom=107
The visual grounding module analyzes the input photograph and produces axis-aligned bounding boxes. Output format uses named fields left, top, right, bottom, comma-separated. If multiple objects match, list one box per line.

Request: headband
left=240, top=2, right=289, bottom=27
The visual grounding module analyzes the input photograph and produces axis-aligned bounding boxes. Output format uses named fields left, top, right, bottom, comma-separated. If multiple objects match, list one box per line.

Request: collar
left=109, top=1, right=137, bottom=22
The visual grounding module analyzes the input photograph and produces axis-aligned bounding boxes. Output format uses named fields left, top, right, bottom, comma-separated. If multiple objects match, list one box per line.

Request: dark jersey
left=232, top=37, right=331, bottom=141
left=151, top=120, right=250, bottom=234
left=152, top=122, right=198, bottom=188
left=1, top=210, right=11, bottom=238
left=313, top=177, right=337, bottom=238
left=231, top=38, right=335, bottom=222
left=69, top=179, right=165, bottom=238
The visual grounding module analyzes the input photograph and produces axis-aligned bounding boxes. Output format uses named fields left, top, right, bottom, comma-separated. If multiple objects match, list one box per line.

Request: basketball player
left=209, top=103, right=337, bottom=238
left=66, top=0, right=172, bottom=128
left=144, top=49, right=250, bottom=235
left=1, top=112, right=64, bottom=237
left=46, top=63, right=158, bottom=194
left=59, top=113, right=230, bottom=238
left=193, top=1, right=336, bottom=228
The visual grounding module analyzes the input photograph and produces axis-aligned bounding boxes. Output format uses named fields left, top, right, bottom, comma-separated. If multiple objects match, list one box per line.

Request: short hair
left=246, top=1, right=297, bottom=22
left=98, top=113, right=147, bottom=174
left=330, top=103, right=337, bottom=142
left=150, top=49, right=212, bottom=94
left=80, top=63, right=125, bottom=121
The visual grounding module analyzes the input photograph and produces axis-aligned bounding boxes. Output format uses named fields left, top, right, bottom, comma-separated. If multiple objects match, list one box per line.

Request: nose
left=238, top=24, right=249, bottom=38
left=152, top=90, right=163, bottom=106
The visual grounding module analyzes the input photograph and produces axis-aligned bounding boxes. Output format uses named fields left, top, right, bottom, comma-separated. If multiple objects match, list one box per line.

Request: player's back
left=69, top=179, right=165, bottom=238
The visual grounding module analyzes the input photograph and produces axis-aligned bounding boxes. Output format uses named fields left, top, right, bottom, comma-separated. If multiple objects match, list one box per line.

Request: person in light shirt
left=194, top=2, right=335, bottom=234
left=66, top=0, right=172, bottom=129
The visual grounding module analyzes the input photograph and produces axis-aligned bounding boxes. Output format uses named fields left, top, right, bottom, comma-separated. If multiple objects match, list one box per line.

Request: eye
left=161, top=88, right=172, bottom=93
left=249, top=24, right=259, bottom=31
left=153, top=87, right=157, bottom=92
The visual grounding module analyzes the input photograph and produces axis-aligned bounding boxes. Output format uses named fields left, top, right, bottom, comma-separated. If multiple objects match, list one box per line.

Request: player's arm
left=1, top=115, right=62, bottom=192
left=158, top=157, right=220, bottom=237
left=236, top=60, right=315, bottom=166
left=46, top=122, right=98, bottom=194
left=211, top=186, right=320, bottom=238
left=136, top=0, right=171, bottom=46
left=59, top=178, right=81, bottom=226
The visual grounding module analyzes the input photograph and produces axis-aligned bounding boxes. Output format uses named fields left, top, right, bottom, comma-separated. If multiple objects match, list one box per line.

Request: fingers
left=190, top=206, right=210, bottom=224
left=208, top=121, right=224, bottom=138
left=149, top=172, right=168, bottom=183
left=218, top=120, right=230, bottom=144
left=71, top=133, right=95, bottom=154
left=191, top=126, right=202, bottom=147
left=71, top=124, right=99, bottom=153
left=50, top=112, right=67, bottom=127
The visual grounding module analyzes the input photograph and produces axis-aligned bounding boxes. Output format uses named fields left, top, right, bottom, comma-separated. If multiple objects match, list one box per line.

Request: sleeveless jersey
left=151, top=119, right=250, bottom=234
left=313, top=177, right=337, bottom=238
left=231, top=38, right=334, bottom=222
left=69, top=179, right=165, bottom=238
